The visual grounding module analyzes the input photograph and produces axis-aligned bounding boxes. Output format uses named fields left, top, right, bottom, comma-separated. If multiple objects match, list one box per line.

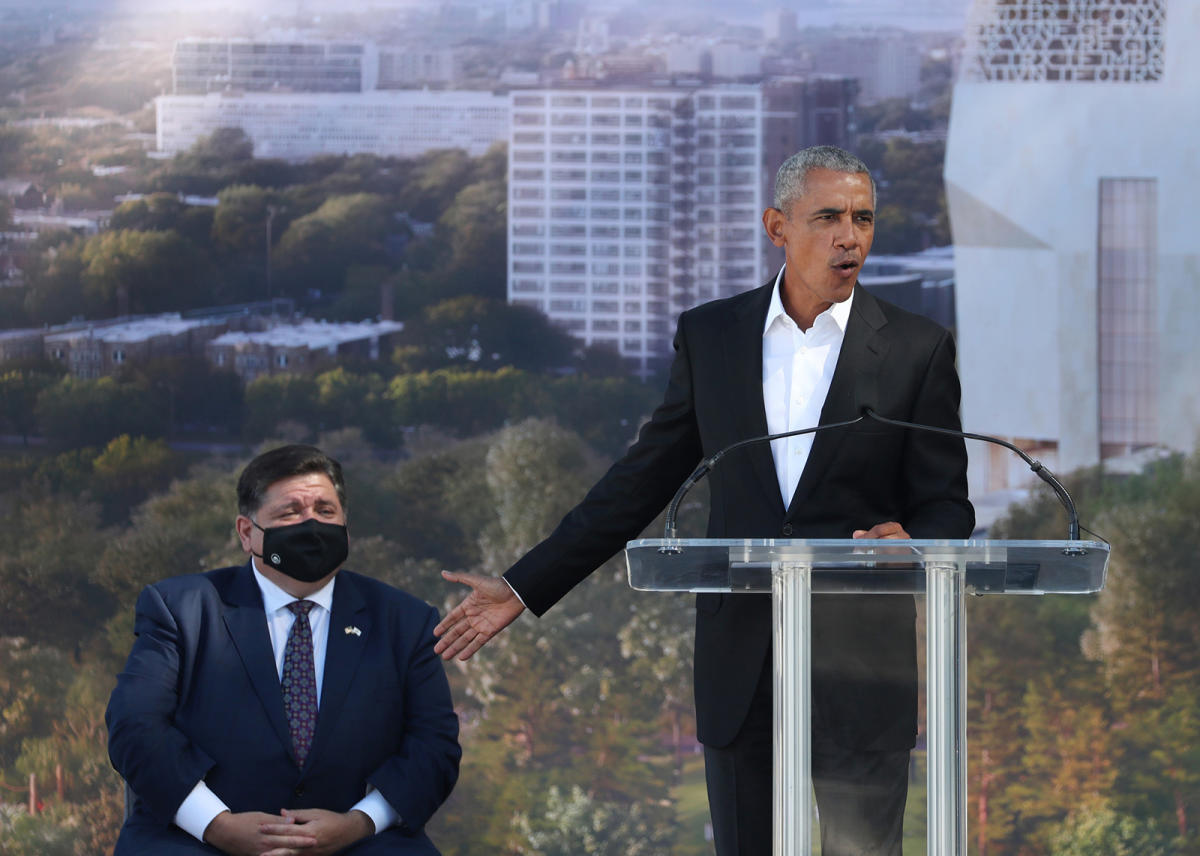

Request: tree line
left=3, top=127, right=513, bottom=329
left=2, top=408, right=1199, bottom=854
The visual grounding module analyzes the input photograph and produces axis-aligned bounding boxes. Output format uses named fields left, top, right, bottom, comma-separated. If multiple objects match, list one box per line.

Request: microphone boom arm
left=662, top=414, right=867, bottom=540
left=659, top=407, right=1083, bottom=547
left=861, top=408, right=1080, bottom=541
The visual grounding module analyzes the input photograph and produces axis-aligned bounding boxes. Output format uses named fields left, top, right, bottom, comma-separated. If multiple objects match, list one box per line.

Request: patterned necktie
left=282, top=600, right=318, bottom=767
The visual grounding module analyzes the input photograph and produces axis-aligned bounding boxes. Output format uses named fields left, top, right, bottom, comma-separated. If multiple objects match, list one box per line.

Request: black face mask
left=253, top=518, right=349, bottom=583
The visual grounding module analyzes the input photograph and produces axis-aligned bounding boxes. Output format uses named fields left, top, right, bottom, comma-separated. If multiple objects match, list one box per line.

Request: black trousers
left=703, top=653, right=910, bottom=856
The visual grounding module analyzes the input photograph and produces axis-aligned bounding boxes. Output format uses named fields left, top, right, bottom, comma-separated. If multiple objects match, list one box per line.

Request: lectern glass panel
left=624, top=538, right=1109, bottom=856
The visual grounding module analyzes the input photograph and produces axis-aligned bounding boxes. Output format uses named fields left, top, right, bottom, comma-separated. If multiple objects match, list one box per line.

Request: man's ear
left=762, top=207, right=788, bottom=248
left=235, top=515, right=254, bottom=554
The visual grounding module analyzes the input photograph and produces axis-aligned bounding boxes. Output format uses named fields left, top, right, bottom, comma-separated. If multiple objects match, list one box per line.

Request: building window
left=550, top=299, right=586, bottom=312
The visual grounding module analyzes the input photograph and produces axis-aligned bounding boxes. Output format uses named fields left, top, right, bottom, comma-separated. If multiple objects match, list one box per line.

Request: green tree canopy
left=274, top=193, right=400, bottom=297
left=79, top=228, right=209, bottom=315
left=22, top=235, right=88, bottom=324
left=211, top=184, right=278, bottom=257
left=401, top=296, right=575, bottom=373
left=34, top=376, right=167, bottom=450
left=0, top=491, right=113, bottom=646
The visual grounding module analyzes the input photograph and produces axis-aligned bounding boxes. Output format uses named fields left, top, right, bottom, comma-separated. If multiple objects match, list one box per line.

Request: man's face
left=763, top=168, right=875, bottom=326
left=235, top=471, right=347, bottom=596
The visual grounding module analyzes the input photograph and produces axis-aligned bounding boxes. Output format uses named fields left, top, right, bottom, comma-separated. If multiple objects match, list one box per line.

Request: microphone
left=859, top=407, right=1082, bottom=546
left=659, top=406, right=1084, bottom=552
left=661, top=413, right=867, bottom=545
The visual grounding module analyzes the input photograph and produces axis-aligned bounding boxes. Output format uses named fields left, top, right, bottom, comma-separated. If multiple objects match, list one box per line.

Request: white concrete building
left=43, top=315, right=227, bottom=379
left=206, top=319, right=404, bottom=382
left=506, top=87, right=765, bottom=373
left=945, top=0, right=1197, bottom=494
left=156, top=90, right=510, bottom=160
left=172, top=38, right=378, bottom=94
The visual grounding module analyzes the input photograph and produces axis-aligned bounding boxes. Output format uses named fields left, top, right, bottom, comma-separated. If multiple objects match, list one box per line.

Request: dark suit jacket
left=506, top=282, right=974, bottom=751
left=106, top=563, right=461, bottom=854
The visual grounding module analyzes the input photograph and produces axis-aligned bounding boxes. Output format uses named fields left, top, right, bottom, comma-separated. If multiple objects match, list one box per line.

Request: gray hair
left=773, top=145, right=875, bottom=213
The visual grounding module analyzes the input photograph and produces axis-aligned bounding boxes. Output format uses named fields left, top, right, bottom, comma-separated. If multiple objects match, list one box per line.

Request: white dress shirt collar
left=762, top=265, right=854, bottom=338
left=251, top=557, right=336, bottom=615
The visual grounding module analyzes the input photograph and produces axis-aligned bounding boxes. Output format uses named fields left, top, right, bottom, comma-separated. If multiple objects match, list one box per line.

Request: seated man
left=107, top=444, right=460, bottom=855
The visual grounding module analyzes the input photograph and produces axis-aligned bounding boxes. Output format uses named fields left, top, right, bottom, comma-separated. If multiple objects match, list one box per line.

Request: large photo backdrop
left=1, top=1, right=1196, bottom=853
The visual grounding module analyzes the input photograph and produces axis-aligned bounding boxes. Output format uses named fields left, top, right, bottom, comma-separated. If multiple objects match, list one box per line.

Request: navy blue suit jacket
left=106, top=563, right=460, bottom=855
left=506, top=283, right=975, bottom=751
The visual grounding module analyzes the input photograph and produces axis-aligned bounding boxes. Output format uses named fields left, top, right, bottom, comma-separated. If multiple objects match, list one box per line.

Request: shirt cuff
left=353, top=786, right=399, bottom=835
left=502, top=575, right=528, bottom=608
left=173, top=780, right=230, bottom=842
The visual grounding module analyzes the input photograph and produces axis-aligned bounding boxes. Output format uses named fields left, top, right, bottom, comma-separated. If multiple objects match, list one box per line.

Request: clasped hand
left=204, top=807, right=374, bottom=856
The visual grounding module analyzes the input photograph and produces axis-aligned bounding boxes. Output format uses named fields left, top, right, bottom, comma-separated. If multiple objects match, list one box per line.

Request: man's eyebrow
left=265, top=497, right=305, bottom=512
left=811, top=205, right=847, bottom=216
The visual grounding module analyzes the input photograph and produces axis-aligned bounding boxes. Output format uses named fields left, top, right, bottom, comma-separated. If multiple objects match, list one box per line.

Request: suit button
left=294, top=785, right=305, bottom=797
left=781, top=523, right=793, bottom=536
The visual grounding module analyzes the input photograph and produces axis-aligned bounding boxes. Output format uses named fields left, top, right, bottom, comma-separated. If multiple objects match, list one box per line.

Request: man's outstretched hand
left=434, top=571, right=526, bottom=661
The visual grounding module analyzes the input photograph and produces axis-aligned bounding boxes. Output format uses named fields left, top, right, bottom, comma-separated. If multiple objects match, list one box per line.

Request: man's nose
left=833, top=217, right=858, bottom=248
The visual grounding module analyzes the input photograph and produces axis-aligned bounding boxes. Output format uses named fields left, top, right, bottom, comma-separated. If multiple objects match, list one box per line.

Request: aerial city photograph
left=0, top=0, right=1196, bottom=853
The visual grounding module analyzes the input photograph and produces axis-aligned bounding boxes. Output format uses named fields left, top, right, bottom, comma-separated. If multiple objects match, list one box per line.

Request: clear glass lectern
left=625, top=538, right=1110, bottom=856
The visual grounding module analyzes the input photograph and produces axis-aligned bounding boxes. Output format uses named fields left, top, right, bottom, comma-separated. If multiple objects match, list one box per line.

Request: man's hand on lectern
left=852, top=520, right=911, bottom=540
left=434, top=571, right=526, bottom=661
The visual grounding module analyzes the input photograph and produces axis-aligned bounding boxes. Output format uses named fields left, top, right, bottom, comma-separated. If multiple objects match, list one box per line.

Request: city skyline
left=6, top=0, right=973, bottom=33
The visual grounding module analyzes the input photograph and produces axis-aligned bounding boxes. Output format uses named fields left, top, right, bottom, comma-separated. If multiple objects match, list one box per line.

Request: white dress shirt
left=173, top=561, right=398, bottom=841
left=762, top=266, right=854, bottom=508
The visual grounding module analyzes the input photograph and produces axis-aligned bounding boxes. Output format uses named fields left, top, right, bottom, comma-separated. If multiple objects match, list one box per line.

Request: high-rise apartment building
left=172, top=38, right=378, bottom=94
left=945, top=0, right=1197, bottom=493
left=811, top=33, right=921, bottom=103
left=506, top=87, right=766, bottom=374
left=507, top=80, right=860, bottom=373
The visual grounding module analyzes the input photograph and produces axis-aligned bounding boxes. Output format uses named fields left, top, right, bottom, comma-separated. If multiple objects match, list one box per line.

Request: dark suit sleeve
left=105, top=583, right=216, bottom=822
left=504, top=315, right=705, bottom=615
left=366, top=604, right=460, bottom=833
left=898, top=328, right=975, bottom=539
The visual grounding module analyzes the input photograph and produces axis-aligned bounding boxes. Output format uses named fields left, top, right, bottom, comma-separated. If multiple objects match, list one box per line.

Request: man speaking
left=435, top=146, right=974, bottom=855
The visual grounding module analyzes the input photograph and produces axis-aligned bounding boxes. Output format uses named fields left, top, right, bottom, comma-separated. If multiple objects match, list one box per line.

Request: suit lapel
left=722, top=282, right=785, bottom=517
left=787, top=285, right=890, bottom=514
left=220, top=563, right=293, bottom=757
left=306, top=573, right=371, bottom=772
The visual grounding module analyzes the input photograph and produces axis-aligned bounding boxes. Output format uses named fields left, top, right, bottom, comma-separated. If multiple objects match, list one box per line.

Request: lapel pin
left=344, top=625, right=362, bottom=636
